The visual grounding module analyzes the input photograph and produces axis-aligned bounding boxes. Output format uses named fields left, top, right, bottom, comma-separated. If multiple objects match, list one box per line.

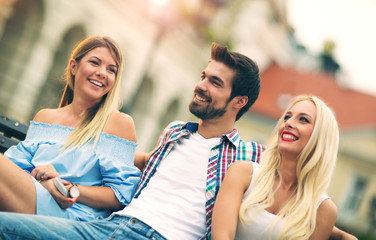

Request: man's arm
left=329, top=226, right=358, bottom=240
left=134, top=151, right=152, bottom=171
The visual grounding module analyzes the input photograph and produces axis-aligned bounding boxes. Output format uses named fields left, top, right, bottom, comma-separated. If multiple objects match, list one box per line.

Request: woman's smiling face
left=278, top=100, right=317, bottom=160
left=70, top=46, right=117, bottom=103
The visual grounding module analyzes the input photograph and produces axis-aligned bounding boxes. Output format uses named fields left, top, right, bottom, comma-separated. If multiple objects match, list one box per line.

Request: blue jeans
left=0, top=212, right=166, bottom=240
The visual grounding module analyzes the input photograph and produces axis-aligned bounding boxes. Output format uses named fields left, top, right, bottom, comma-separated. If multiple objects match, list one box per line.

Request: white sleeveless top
left=235, top=162, right=330, bottom=240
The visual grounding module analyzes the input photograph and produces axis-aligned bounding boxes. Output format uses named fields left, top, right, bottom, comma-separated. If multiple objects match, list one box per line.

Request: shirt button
left=130, top=218, right=138, bottom=224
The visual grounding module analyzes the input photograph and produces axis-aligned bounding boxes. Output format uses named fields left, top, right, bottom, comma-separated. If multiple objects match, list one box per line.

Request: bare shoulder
left=33, top=108, right=61, bottom=124
left=228, top=161, right=254, bottom=176
left=225, top=161, right=254, bottom=188
left=311, top=198, right=338, bottom=239
left=318, top=198, right=337, bottom=218
left=104, top=110, right=137, bottom=142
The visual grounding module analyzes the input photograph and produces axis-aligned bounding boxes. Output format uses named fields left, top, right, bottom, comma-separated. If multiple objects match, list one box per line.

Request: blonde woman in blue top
left=0, top=36, right=140, bottom=221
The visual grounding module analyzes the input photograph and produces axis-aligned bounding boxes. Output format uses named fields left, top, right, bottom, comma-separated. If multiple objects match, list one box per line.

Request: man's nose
left=196, top=78, right=209, bottom=91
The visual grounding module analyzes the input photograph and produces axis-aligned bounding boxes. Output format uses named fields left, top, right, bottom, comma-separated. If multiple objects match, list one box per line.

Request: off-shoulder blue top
left=4, top=121, right=140, bottom=221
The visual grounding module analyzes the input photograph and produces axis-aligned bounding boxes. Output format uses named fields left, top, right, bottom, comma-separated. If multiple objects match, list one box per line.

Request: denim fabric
left=0, top=212, right=166, bottom=240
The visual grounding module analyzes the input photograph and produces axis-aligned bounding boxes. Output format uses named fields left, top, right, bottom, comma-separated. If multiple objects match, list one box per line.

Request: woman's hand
left=31, top=165, right=59, bottom=180
left=39, top=178, right=77, bottom=209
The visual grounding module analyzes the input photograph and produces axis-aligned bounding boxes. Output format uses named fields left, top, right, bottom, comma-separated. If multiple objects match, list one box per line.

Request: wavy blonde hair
left=239, top=95, right=339, bottom=239
left=59, top=35, right=123, bottom=150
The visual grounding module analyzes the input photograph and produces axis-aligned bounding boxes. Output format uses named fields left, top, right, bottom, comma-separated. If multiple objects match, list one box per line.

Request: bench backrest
left=0, top=115, right=29, bottom=153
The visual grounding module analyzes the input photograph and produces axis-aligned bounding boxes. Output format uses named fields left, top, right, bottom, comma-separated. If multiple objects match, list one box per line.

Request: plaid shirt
left=134, top=121, right=265, bottom=239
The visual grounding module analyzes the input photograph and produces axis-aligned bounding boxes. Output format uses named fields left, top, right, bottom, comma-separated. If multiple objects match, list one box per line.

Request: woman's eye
left=108, top=68, right=116, bottom=74
left=90, top=60, right=99, bottom=65
left=300, top=117, right=310, bottom=123
left=284, top=115, right=291, bottom=121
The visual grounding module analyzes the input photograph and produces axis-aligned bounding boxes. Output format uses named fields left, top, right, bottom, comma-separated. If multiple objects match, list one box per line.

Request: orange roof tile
left=251, top=64, right=376, bottom=129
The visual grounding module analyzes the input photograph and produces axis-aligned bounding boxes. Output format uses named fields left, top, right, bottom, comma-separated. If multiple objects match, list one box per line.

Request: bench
left=0, top=115, right=29, bottom=153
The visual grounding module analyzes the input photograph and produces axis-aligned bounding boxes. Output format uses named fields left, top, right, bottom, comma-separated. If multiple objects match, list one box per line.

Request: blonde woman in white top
left=212, top=95, right=339, bottom=240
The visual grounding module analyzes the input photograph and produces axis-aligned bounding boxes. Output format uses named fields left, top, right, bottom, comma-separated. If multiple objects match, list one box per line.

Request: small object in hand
left=54, top=177, right=80, bottom=198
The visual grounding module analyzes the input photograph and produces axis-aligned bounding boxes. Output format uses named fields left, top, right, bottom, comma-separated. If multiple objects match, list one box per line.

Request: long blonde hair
left=239, top=95, right=339, bottom=239
left=59, top=35, right=123, bottom=150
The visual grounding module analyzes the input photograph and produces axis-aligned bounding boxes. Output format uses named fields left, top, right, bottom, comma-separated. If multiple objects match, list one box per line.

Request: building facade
left=0, top=0, right=213, bottom=151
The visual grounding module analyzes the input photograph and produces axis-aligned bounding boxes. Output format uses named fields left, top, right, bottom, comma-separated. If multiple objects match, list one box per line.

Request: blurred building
left=0, top=0, right=214, bottom=151
left=0, top=0, right=296, bottom=150
left=0, top=0, right=375, bottom=237
left=213, top=0, right=376, bottom=235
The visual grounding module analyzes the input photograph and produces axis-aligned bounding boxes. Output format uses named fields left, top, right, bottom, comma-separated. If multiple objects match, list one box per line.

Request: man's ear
left=69, top=59, right=77, bottom=76
left=233, top=96, right=248, bottom=109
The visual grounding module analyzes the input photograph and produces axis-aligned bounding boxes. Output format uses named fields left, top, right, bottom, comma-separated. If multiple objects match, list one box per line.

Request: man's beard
left=189, top=100, right=229, bottom=120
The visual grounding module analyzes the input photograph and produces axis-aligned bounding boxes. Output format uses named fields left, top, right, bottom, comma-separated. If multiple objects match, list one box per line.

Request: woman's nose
left=96, top=66, right=106, bottom=78
left=285, top=118, right=295, bottom=129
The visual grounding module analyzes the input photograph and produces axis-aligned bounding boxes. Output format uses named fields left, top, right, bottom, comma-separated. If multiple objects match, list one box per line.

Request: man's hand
left=329, top=226, right=358, bottom=240
left=134, top=151, right=152, bottom=170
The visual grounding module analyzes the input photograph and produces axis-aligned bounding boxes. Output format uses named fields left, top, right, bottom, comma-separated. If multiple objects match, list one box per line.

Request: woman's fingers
left=40, top=178, right=76, bottom=209
left=31, top=165, right=59, bottom=180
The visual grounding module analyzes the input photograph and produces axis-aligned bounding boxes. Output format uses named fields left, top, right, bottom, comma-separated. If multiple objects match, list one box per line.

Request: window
left=339, top=175, right=368, bottom=224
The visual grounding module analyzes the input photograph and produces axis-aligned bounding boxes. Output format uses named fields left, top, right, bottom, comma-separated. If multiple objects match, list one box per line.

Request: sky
left=287, top=0, right=376, bottom=96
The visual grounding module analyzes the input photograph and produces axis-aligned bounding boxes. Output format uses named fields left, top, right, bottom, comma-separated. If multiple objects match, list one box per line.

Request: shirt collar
left=183, top=122, right=199, bottom=132
left=182, top=122, right=241, bottom=148
left=220, top=128, right=241, bottom=148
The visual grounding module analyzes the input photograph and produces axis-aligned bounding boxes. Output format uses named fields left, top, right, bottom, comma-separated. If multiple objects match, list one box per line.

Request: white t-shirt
left=118, top=132, right=220, bottom=239
left=235, top=162, right=331, bottom=240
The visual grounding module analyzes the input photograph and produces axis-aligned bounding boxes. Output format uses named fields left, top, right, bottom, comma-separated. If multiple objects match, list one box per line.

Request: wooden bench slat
left=0, top=115, right=28, bottom=154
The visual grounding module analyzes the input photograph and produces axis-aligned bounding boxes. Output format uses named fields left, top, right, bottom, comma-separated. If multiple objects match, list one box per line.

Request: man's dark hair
left=210, top=42, right=261, bottom=121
